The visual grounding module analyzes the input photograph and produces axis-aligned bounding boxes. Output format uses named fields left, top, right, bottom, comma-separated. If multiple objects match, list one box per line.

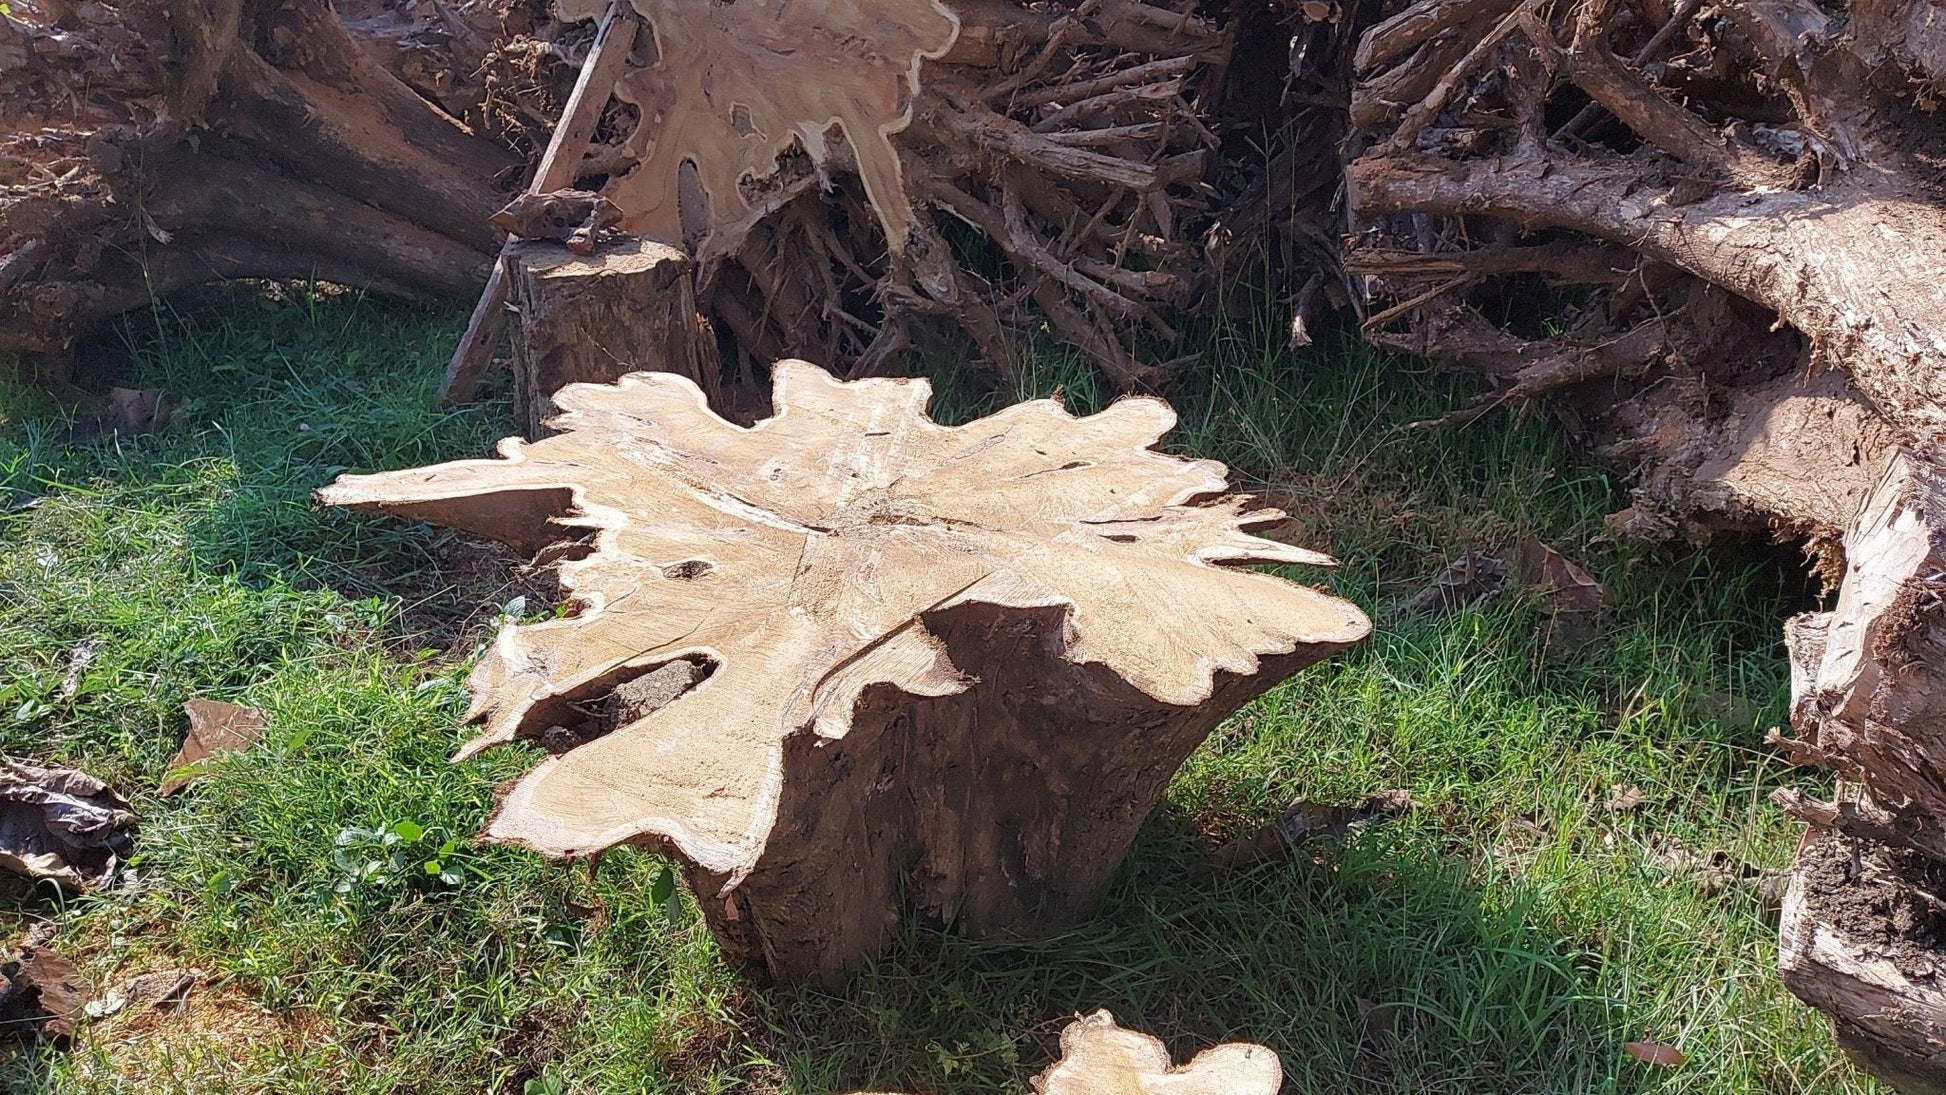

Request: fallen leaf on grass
left=1212, top=790, right=1414, bottom=869
left=85, top=968, right=199, bottom=1019
left=1606, top=784, right=1646, bottom=812
left=1515, top=539, right=1606, bottom=660
left=1625, top=1040, right=1687, bottom=1067
left=0, top=760, right=137, bottom=893
left=58, top=640, right=99, bottom=700
left=0, top=945, right=87, bottom=1044
left=159, top=699, right=268, bottom=795
left=1513, top=539, right=1603, bottom=613
left=1405, top=541, right=1606, bottom=659
left=1405, top=552, right=1509, bottom=614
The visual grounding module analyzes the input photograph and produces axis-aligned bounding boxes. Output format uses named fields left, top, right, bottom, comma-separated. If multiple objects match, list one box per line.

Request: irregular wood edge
left=1779, top=823, right=1946, bottom=1093
left=1033, top=1009, right=1282, bottom=1095
left=318, top=363, right=1370, bottom=881
left=836, top=1009, right=1281, bottom=1095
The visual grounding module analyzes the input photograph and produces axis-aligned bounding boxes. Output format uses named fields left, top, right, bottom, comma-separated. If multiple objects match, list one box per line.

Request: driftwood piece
left=505, top=237, right=720, bottom=437
left=320, top=362, right=1369, bottom=983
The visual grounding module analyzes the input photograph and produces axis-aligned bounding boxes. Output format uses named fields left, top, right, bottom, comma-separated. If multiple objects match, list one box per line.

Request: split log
left=1329, top=0, right=1946, bottom=1084
left=319, top=361, right=1369, bottom=984
left=505, top=236, right=721, bottom=436
left=0, top=0, right=517, bottom=371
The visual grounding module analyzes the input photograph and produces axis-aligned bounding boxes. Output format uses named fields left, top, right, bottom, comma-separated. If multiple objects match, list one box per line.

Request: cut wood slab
left=321, top=361, right=1369, bottom=983
left=839, top=1010, right=1281, bottom=1094
left=1035, top=1009, right=1281, bottom=1095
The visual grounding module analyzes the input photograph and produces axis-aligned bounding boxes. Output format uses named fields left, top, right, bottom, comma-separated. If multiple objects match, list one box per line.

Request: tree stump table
left=319, top=362, right=1369, bottom=984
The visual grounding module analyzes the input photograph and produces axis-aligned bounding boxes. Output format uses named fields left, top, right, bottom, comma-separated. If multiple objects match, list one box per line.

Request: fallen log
left=0, top=0, right=517, bottom=373
left=320, top=361, right=1369, bottom=983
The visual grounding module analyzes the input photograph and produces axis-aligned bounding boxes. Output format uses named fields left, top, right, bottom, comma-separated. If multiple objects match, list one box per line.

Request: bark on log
left=318, top=361, right=1369, bottom=984
left=1328, top=0, right=1946, bottom=1084
left=506, top=236, right=721, bottom=436
left=1781, top=824, right=1946, bottom=1095
left=0, top=0, right=517, bottom=368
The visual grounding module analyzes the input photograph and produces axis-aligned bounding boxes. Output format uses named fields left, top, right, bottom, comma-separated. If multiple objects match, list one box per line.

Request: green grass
left=0, top=286, right=1863, bottom=1093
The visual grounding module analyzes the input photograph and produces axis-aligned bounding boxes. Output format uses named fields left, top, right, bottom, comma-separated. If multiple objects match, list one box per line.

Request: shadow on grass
left=736, top=810, right=1608, bottom=1095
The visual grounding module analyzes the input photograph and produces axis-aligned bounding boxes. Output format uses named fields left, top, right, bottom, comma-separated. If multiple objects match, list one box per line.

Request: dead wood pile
left=1325, top=0, right=1946, bottom=1084
left=537, top=0, right=1238, bottom=390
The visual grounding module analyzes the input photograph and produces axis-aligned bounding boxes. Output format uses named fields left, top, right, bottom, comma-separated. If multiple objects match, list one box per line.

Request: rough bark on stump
left=0, top=0, right=517, bottom=369
left=506, top=236, right=721, bottom=436
left=1781, top=819, right=1946, bottom=1094
left=318, top=361, right=1369, bottom=984
left=1325, top=0, right=1946, bottom=1084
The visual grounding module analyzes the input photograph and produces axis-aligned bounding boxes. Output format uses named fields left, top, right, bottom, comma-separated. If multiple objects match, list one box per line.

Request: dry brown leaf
left=1606, top=784, right=1646, bottom=812
left=0, top=946, right=87, bottom=1044
left=159, top=699, right=268, bottom=795
left=1514, top=538, right=1603, bottom=612
left=0, top=760, right=136, bottom=892
left=1213, top=789, right=1414, bottom=869
left=1406, top=551, right=1508, bottom=614
left=1624, top=1040, right=1687, bottom=1067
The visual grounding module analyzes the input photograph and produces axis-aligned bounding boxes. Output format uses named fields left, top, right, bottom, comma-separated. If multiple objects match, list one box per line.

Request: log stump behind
left=507, top=238, right=720, bottom=436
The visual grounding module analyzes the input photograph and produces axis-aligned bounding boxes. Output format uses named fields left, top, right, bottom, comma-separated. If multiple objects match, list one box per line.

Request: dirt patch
left=1798, top=833, right=1946, bottom=981
left=73, top=976, right=347, bottom=1090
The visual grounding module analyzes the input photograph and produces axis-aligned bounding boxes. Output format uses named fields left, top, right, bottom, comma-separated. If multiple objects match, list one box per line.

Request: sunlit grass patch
left=0, top=288, right=1859, bottom=1093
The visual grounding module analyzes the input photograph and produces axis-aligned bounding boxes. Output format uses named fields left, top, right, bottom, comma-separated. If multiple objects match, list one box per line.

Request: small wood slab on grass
left=842, top=1010, right=1281, bottom=1095
left=322, top=362, right=1369, bottom=983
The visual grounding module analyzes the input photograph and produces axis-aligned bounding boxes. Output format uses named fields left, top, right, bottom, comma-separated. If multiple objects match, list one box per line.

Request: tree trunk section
left=320, top=361, right=1370, bottom=985
left=1, top=0, right=516, bottom=369
left=691, top=600, right=1337, bottom=984
left=507, top=237, right=721, bottom=436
